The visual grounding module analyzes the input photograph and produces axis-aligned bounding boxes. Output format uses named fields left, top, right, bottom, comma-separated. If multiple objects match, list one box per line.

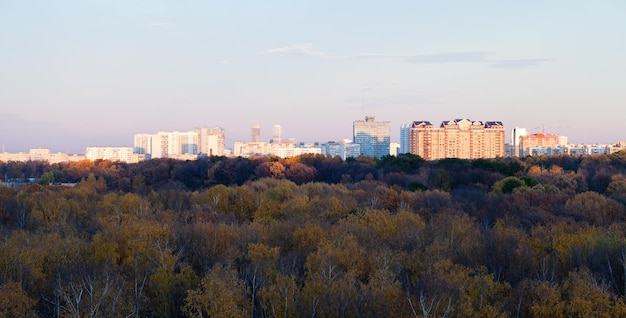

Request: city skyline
left=2, top=1, right=625, bottom=153
left=0, top=117, right=624, bottom=155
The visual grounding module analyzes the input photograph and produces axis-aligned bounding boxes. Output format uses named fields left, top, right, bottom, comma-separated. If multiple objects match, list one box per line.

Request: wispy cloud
left=488, top=58, right=553, bottom=69
left=354, top=51, right=552, bottom=68
left=259, top=43, right=329, bottom=58
left=406, top=52, right=493, bottom=63
left=259, top=45, right=551, bottom=69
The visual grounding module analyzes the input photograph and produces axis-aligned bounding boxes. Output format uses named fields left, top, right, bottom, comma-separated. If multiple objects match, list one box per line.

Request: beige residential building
left=409, top=119, right=505, bottom=160
left=85, top=147, right=142, bottom=163
left=232, top=141, right=321, bottom=158
left=0, top=148, right=85, bottom=164
left=519, top=133, right=559, bottom=156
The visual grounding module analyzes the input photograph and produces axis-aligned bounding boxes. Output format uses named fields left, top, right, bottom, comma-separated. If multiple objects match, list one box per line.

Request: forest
left=1, top=151, right=626, bottom=317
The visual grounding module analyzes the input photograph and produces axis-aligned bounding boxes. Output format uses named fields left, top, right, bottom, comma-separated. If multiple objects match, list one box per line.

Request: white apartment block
left=233, top=141, right=321, bottom=158
left=321, top=141, right=361, bottom=160
left=503, top=141, right=626, bottom=157
left=194, top=126, right=225, bottom=156
left=134, top=126, right=225, bottom=159
left=134, top=134, right=152, bottom=155
left=0, top=148, right=85, bottom=164
left=390, top=142, right=400, bottom=156
left=511, top=127, right=528, bottom=157
left=85, top=147, right=138, bottom=163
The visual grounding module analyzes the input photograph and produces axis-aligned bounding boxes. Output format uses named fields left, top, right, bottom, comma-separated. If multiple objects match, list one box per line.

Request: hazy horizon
left=2, top=1, right=625, bottom=153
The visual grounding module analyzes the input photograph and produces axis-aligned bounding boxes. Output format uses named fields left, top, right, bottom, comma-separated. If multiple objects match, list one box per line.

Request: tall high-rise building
left=353, top=116, right=391, bottom=158
left=409, top=119, right=505, bottom=160
left=511, top=127, right=528, bottom=157
left=272, top=124, right=282, bottom=144
left=195, top=126, right=225, bottom=156
left=86, top=147, right=136, bottom=163
left=400, top=123, right=411, bottom=154
left=134, top=127, right=225, bottom=159
left=133, top=134, right=152, bottom=155
left=251, top=125, right=261, bottom=142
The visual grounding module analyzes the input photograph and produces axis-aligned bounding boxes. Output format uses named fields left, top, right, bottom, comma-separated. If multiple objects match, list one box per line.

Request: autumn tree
left=184, top=263, right=249, bottom=318
left=0, top=281, right=38, bottom=318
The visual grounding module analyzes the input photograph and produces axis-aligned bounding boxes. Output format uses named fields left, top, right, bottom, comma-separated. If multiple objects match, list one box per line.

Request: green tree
left=492, top=176, right=527, bottom=194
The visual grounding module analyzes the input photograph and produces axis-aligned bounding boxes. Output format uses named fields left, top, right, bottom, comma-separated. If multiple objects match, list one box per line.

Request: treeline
left=0, top=152, right=625, bottom=317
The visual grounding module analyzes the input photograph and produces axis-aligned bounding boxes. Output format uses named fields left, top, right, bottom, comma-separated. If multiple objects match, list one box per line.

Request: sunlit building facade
left=511, top=127, right=528, bottom=157
left=0, top=148, right=85, bottom=164
left=232, top=141, right=321, bottom=158
left=409, top=119, right=505, bottom=160
left=85, top=147, right=140, bottom=163
left=251, top=125, right=261, bottom=142
left=134, top=127, right=225, bottom=159
left=194, top=126, right=225, bottom=156
left=272, top=125, right=282, bottom=144
left=353, top=116, right=391, bottom=158
left=390, top=142, right=400, bottom=156
left=519, top=133, right=559, bottom=157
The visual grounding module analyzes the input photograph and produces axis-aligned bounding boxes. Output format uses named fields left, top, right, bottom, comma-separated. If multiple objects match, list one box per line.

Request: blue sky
left=1, top=1, right=624, bottom=153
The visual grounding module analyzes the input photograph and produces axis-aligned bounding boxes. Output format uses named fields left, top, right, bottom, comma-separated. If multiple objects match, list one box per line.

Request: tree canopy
left=1, top=153, right=626, bottom=316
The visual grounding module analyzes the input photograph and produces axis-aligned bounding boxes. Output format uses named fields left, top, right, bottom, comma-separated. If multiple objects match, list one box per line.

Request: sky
left=1, top=1, right=625, bottom=154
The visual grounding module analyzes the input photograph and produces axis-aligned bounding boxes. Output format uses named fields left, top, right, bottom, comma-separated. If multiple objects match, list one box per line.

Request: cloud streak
left=488, top=58, right=553, bottom=68
left=406, top=52, right=493, bottom=63
left=259, top=44, right=552, bottom=69
left=259, top=43, right=329, bottom=58
left=356, top=51, right=552, bottom=68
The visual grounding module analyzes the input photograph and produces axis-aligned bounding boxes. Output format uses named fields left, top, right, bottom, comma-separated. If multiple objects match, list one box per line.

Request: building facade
left=133, top=134, right=152, bottom=155
left=399, top=123, right=411, bottom=154
left=134, top=126, right=225, bottom=159
left=85, top=147, right=140, bottom=163
left=353, top=116, right=391, bottom=158
left=232, top=141, right=321, bottom=158
left=0, top=148, right=85, bottom=164
left=251, top=125, right=261, bottom=143
left=390, top=142, right=400, bottom=156
left=519, top=133, right=559, bottom=157
left=195, top=126, right=225, bottom=156
left=511, top=127, right=528, bottom=157
left=321, top=140, right=361, bottom=160
left=408, top=119, right=505, bottom=160
left=272, top=125, right=282, bottom=144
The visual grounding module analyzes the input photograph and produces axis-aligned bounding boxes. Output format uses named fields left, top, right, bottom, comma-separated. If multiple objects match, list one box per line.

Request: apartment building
left=408, top=119, right=505, bottom=160
left=85, top=147, right=140, bottom=163
left=518, top=133, right=560, bottom=157
left=353, top=116, right=391, bottom=158
left=134, top=126, right=225, bottom=159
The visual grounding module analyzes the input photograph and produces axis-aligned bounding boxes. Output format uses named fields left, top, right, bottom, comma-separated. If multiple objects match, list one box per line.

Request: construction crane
left=535, top=125, right=545, bottom=135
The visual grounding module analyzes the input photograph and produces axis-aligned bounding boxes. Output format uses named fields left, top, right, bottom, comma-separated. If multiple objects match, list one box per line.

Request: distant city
left=1, top=116, right=625, bottom=164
